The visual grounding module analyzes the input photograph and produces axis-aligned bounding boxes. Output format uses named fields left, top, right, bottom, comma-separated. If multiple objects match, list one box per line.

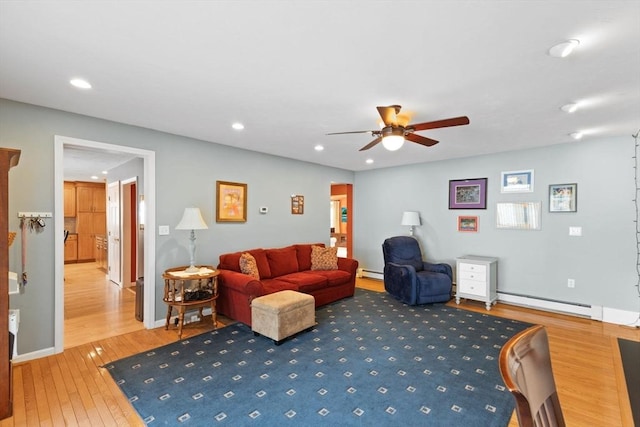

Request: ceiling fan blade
left=359, top=136, right=382, bottom=151
left=410, top=116, right=470, bottom=131
left=405, top=132, right=439, bottom=147
left=376, top=106, right=400, bottom=126
left=326, top=130, right=374, bottom=135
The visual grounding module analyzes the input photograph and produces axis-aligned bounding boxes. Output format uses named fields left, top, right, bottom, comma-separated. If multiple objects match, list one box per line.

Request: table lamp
left=401, top=211, right=421, bottom=236
left=176, top=207, right=208, bottom=273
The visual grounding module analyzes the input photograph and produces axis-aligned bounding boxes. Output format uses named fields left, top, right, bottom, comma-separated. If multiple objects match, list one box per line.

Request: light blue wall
left=2, top=97, right=637, bottom=356
left=354, top=136, right=637, bottom=312
left=1, top=99, right=353, bottom=354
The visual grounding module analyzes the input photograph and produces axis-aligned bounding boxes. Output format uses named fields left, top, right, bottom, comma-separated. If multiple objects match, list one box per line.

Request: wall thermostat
left=259, top=206, right=268, bottom=214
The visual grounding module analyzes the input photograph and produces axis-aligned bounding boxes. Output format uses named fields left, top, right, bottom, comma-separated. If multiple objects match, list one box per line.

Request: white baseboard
left=12, top=346, right=55, bottom=363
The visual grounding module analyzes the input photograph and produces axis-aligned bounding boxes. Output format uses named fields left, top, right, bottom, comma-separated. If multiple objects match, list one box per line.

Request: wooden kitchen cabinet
left=76, top=183, right=106, bottom=213
left=63, top=182, right=76, bottom=217
left=64, top=234, right=78, bottom=263
left=75, top=182, right=106, bottom=262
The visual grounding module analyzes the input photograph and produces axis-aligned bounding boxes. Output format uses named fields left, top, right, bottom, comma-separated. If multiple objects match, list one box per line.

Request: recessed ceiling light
left=570, top=132, right=583, bottom=140
left=365, top=159, right=374, bottom=164
left=101, top=170, right=108, bottom=175
left=91, top=175, right=99, bottom=180
left=560, top=103, right=578, bottom=113
left=232, top=122, right=244, bottom=130
left=548, top=39, right=580, bottom=58
left=70, top=78, right=92, bottom=89
left=314, top=145, right=324, bottom=151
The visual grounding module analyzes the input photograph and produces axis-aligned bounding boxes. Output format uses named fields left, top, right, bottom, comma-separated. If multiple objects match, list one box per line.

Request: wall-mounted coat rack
left=17, top=212, right=52, bottom=218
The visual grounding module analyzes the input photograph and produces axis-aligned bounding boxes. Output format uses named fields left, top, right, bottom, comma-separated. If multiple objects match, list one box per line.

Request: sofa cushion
left=266, top=246, right=299, bottom=277
left=295, top=243, right=325, bottom=271
left=311, top=245, right=338, bottom=270
left=218, top=248, right=272, bottom=279
left=304, top=269, right=351, bottom=287
left=239, top=252, right=260, bottom=279
left=261, top=278, right=299, bottom=294
left=278, top=271, right=328, bottom=292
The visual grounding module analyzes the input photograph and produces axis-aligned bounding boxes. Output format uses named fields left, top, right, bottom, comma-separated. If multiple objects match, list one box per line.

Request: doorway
left=54, top=136, right=156, bottom=353
left=330, top=183, right=352, bottom=258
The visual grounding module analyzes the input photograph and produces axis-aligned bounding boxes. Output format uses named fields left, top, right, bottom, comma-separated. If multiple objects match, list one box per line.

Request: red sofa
left=216, top=243, right=359, bottom=326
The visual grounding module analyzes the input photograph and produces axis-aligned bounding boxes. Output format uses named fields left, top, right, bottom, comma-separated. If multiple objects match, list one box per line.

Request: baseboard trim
left=12, top=346, right=56, bottom=363
left=153, top=307, right=214, bottom=329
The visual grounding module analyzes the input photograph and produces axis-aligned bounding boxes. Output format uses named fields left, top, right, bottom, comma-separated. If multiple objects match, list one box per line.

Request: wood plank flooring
left=64, top=262, right=143, bottom=349
left=2, top=277, right=638, bottom=426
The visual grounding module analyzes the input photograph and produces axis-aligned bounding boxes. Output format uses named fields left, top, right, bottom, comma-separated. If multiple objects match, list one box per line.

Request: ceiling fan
left=327, top=105, right=470, bottom=151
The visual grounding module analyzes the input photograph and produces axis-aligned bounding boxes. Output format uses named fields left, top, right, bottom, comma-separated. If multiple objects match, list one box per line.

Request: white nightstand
left=455, top=255, right=498, bottom=310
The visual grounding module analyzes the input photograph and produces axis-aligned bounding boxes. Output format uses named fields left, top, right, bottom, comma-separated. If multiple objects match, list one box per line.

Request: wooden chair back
left=499, top=324, right=566, bottom=427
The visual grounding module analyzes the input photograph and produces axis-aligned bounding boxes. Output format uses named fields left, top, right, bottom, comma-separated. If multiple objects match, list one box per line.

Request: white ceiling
left=1, top=1, right=639, bottom=172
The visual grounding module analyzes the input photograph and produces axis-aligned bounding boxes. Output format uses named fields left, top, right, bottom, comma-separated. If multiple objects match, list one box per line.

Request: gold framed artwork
left=458, top=216, right=478, bottom=232
left=291, top=195, right=304, bottom=214
left=216, top=181, right=247, bottom=222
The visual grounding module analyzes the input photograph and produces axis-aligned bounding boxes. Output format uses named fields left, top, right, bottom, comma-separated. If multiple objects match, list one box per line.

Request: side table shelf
left=163, top=266, right=220, bottom=339
left=455, top=255, right=498, bottom=310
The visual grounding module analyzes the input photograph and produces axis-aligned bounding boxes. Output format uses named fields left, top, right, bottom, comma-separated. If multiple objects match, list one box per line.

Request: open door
left=107, top=181, right=122, bottom=286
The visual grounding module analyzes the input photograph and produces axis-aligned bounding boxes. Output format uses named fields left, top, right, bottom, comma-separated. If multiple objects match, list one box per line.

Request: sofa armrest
left=218, top=269, right=264, bottom=296
left=423, top=262, right=453, bottom=279
left=337, top=257, right=359, bottom=276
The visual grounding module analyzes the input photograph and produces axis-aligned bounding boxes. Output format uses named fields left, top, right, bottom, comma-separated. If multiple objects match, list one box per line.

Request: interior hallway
left=64, top=262, right=143, bottom=349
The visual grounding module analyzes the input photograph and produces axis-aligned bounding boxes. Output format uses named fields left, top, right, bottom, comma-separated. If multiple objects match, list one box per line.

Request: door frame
left=54, top=135, right=156, bottom=353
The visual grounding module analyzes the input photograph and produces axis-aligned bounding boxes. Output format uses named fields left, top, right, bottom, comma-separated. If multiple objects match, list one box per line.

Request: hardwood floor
left=64, top=262, right=143, bottom=349
left=2, top=277, right=638, bottom=426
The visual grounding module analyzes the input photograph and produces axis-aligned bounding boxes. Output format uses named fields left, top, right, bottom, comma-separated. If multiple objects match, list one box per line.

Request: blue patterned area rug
left=105, top=289, right=531, bottom=426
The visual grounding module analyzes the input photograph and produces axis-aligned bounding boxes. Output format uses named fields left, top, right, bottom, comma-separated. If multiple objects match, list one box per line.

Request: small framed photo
left=458, top=216, right=478, bottom=232
left=501, top=169, right=534, bottom=193
left=291, top=195, right=304, bottom=214
left=216, top=180, right=247, bottom=222
left=549, top=183, right=577, bottom=212
left=448, top=178, right=487, bottom=209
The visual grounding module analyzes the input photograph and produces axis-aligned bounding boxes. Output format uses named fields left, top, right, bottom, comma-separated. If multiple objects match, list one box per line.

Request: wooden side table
left=163, top=266, right=220, bottom=339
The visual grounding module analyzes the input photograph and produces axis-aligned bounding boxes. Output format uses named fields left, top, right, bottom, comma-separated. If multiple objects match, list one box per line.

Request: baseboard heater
left=496, top=290, right=602, bottom=321
left=361, top=271, right=603, bottom=321
left=359, top=269, right=383, bottom=280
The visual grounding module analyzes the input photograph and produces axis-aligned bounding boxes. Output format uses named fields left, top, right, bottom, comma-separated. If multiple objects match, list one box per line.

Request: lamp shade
left=382, top=135, right=405, bottom=151
left=401, top=211, right=420, bottom=226
left=176, top=207, right=208, bottom=230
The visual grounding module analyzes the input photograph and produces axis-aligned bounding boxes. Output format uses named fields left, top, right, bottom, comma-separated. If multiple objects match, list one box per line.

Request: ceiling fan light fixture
left=382, top=135, right=405, bottom=151
left=548, top=39, right=580, bottom=58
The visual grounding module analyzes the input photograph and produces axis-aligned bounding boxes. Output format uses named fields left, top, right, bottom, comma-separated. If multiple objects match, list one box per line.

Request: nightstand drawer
left=459, top=270, right=486, bottom=282
left=458, top=262, right=487, bottom=275
left=458, top=279, right=486, bottom=297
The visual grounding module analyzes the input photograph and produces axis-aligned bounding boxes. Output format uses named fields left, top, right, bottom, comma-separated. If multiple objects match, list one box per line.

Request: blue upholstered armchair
left=382, top=236, right=453, bottom=305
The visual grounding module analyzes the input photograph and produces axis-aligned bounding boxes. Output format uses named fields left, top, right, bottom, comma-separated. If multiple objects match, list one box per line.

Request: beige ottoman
left=251, top=290, right=315, bottom=345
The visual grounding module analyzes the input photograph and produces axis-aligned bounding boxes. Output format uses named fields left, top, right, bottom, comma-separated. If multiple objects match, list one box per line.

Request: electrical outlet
left=191, top=314, right=199, bottom=323
left=159, top=225, right=170, bottom=235
left=569, top=226, right=582, bottom=236
left=567, top=279, right=575, bottom=288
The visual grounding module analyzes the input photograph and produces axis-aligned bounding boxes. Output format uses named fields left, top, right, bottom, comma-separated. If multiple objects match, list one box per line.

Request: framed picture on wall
left=291, top=195, right=304, bottom=214
left=216, top=180, right=247, bottom=222
left=449, top=178, right=487, bottom=209
left=458, top=216, right=478, bottom=232
left=501, top=169, right=534, bottom=193
left=549, top=183, right=577, bottom=212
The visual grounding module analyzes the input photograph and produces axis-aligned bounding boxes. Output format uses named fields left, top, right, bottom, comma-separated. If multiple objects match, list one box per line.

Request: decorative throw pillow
left=239, top=252, right=260, bottom=279
left=311, top=245, right=338, bottom=271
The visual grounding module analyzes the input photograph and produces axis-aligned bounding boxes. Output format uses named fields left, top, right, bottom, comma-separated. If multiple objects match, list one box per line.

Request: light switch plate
left=159, top=225, right=170, bottom=235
